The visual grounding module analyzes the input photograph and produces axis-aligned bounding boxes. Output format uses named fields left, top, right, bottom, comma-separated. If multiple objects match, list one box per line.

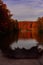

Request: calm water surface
left=0, top=31, right=43, bottom=58
left=0, top=31, right=43, bottom=50
left=9, top=32, right=43, bottom=50
left=10, top=39, right=38, bottom=50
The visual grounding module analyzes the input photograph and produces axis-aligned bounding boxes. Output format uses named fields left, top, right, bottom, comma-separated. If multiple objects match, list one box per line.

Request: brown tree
left=0, top=0, right=12, bottom=32
left=0, top=0, right=18, bottom=33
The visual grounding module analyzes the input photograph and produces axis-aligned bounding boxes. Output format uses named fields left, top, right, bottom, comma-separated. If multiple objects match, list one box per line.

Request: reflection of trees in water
left=17, top=31, right=43, bottom=44
left=0, top=31, right=43, bottom=58
left=37, top=34, right=43, bottom=44
left=0, top=31, right=18, bottom=54
left=18, top=32, right=33, bottom=39
left=36, top=34, right=43, bottom=59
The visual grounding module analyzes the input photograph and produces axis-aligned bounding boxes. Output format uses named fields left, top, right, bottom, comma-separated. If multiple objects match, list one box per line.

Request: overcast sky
left=3, top=0, right=43, bottom=21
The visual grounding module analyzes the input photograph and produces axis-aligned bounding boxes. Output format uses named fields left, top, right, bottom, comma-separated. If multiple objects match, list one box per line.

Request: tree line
left=0, top=0, right=43, bottom=35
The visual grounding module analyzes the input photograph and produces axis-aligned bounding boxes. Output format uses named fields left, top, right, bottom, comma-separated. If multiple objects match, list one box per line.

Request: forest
left=0, top=0, right=43, bottom=35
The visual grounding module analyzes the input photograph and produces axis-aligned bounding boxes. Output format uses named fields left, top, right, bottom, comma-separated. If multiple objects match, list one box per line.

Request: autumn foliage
left=0, top=0, right=18, bottom=33
left=0, top=0, right=43, bottom=35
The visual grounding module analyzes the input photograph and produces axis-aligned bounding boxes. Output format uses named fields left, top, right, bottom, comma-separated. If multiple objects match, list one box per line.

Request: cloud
left=3, top=0, right=43, bottom=21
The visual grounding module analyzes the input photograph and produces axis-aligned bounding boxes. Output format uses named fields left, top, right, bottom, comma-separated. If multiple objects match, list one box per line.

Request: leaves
left=0, top=0, right=18, bottom=32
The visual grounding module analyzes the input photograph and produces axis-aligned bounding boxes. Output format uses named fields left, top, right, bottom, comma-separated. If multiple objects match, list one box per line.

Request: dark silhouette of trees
left=0, top=0, right=18, bottom=33
left=37, top=17, right=43, bottom=34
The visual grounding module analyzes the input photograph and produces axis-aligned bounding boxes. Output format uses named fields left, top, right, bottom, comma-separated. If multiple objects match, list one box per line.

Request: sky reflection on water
left=10, top=39, right=38, bottom=50
left=0, top=31, right=43, bottom=51
left=0, top=31, right=43, bottom=58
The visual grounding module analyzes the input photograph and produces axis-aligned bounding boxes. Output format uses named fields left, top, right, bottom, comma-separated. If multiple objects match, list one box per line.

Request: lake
left=0, top=31, right=43, bottom=58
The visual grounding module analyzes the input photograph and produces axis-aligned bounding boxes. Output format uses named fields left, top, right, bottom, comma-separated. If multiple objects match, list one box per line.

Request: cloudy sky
left=3, top=0, right=43, bottom=21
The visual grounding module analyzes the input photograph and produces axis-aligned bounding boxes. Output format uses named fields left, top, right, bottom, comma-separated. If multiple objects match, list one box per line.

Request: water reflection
left=0, top=32, right=18, bottom=53
left=10, top=39, right=38, bottom=50
left=0, top=31, right=43, bottom=58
